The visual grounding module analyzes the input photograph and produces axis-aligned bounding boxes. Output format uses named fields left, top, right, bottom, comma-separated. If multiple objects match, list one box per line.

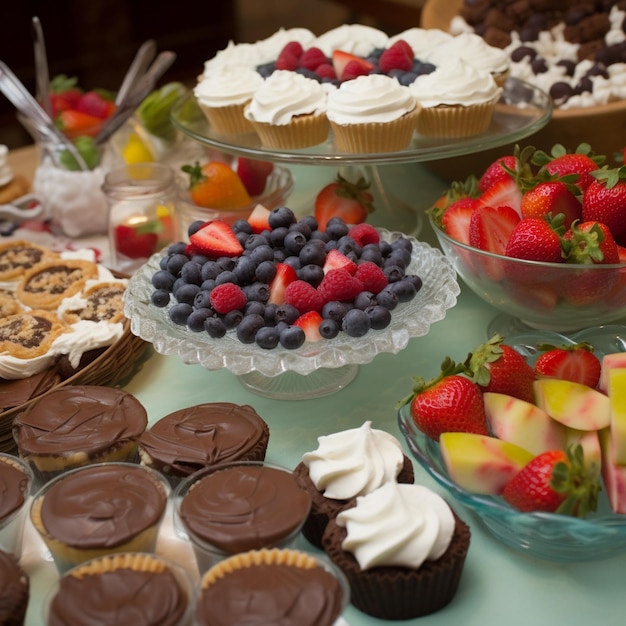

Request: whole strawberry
left=502, top=445, right=600, bottom=517
left=465, top=334, right=536, bottom=404
left=582, top=166, right=626, bottom=242
left=504, top=215, right=565, bottom=264
left=397, top=357, right=489, bottom=441
left=314, top=174, right=375, bottom=231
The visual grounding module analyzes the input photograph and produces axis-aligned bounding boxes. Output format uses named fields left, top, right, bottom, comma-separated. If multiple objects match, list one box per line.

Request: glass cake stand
left=170, top=78, right=552, bottom=236
left=123, top=230, right=459, bottom=400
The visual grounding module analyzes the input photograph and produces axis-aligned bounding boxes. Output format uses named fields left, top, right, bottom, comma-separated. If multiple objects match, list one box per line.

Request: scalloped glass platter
left=398, top=325, right=626, bottom=562
left=170, top=77, right=552, bottom=165
left=124, top=230, right=459, bottom=399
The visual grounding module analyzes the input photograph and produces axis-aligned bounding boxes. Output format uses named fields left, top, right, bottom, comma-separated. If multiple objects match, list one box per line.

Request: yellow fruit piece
left=609, top=368, right=626, bottom=464
left=122, top=132, right=155, bottom=164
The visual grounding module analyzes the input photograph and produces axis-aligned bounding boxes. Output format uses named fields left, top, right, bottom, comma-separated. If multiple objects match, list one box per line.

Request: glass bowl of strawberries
left=397, top=326, right=626, bottom=562
left=429, top=144, right=626, bottom=334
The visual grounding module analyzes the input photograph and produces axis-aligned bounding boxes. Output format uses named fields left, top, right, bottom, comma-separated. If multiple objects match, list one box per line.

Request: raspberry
left=354, top=262, right=388, bottom=294
left=349, top=223, right=380, bottom=246
left=285, top=280, right=323, bottom=313
left=315, top=63, right=337, bottom=80
left=210, top=283, right=247, bottom=314
left=299, top=47, right=328, bottom=71
left=340, top=60, right=372, bottom=82
left=318, top=268, right=364, bottom=303
left=379, top=40, right=414, bottom=74
left=276, top=51, right=300, bottom=71
left=281, top=41, right=304, bottom=59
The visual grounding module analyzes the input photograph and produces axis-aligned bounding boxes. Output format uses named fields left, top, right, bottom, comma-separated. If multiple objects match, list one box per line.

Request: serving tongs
left=0, top=60, right=88, bottom=171
left=94, top=49, right=177, bottom=146
left=115, top=38, right=157, bottom=107
left=32, top=16, right=51, bottom=116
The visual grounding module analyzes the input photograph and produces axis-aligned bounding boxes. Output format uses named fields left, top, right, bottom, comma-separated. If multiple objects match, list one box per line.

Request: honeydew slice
left=439, top=431, right=533, bottom=495
left=533, top=379, right=611, bottom=431
left=599, top=352, right=626, bottom=394
left=483, top=391, right=566, bottom=456
left=608, top=368, right=626, bottom=464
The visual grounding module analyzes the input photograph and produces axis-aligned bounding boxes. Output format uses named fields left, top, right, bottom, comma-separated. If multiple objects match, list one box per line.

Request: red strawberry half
left=188, top=220, right=243, bottom=259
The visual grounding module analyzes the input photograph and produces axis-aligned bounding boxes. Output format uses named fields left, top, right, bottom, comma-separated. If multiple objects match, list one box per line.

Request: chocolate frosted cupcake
left=30, top=462, right=169, bottom=573
left=46, top=553, right=194, bottom=626
left=175, top=461, right=311, bottom=573
left=138, top=402, right=269, bottom=486
left=13, top=385, right=148, bottom=485
left=196, top=548, right=348, bottom=626
left=0, top=453, right=33, bottom=557
left=293, top=420, right=414, bottom=548
left=322, top=482, right=471, bottom=620
left=0, top=549, right=29, bottom=626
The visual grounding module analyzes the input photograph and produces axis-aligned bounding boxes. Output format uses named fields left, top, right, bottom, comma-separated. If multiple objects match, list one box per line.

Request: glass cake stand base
left=237, top=364, right=359, bottom=400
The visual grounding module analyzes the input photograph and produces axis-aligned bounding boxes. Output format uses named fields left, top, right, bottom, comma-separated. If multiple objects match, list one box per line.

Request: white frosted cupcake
left=410, top=58, right=502, bottom=138
left=326, top=74, right=419, bottom=153
left=313, top=24, right=389, bottom=57
left=194, top=65, right=264, bottom=135
left=244, top=70, right=329, bottom=149
left=425, top=32, right=510, bottom=87
left=388, top=27, right=454, bottom=60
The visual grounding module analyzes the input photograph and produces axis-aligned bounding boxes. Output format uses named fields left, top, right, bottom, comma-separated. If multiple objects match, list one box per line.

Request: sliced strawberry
left=477, top=178, right=523, bottom=216
left=56, top=109, right=103, bottom=138
left=236, top=158, right=274, bottom=196
left=440, top=197, right=479, bottom=245
left=331, top=50, right=373, bottom=81
left=188, top=220, right=243, bottom=259
left=268, top=262, right=298, bottom=305
left=322, top=249, right=358, bottom=275
left=247, top=204, right=271, bottom=234
left=469, top=205, right=520, bottom=255
left=294, top=311, right=324, bottom=342
left=534, top=343, right=602, bottom=388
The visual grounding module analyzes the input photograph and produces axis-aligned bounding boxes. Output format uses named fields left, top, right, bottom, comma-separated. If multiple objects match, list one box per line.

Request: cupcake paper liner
left=198, top=101, right=255, bottom=135
left=249, top=113, right=330, bottom=149
left=416, top=98, right=498, bottom=138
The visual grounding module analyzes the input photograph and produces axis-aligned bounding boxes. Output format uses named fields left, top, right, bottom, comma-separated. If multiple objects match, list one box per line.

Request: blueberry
left=151, top=270, right=176, bottom=291
left=299, top=240, right=327, bottom=267
left=391, top=237, right=413, bottom=253
left=187, top=220, right=206, bottom=237
left=217, top=257, right=236, bottom=272
left=232, top=219, right=253, bottom=235
left=279, top=325, right=305, bottom=349
left=354, top=291, right=377, bottom=310
left=397, top=71, right=418, bottom=86
left=273, top=249, right=286, bottom=263
left=284, top=230, right=307, bottom=255
left=223, top=309, right=244, bottom=329
left=298, top=215, right=319, bottom=232
left=255, top=325, right=280, bottom=349
left=365, top=305, right=391, bottom=330
left=215, top=270, right=238, bottom=286
left=384, top=265, right=405, bottom=283
left=275, top=303, right=300, bottom=324
left=193, top=289, right=213, bottom=309
left=319, top=318, right=340, bottom=339
left=174, top=283, right=200, bottom=305
left=264, top=302, right=278, bottom=325
left=150, top=289, right=171, bottom=307
left=289, top=221, right=312, bottom=239
left=233, top=256, right=256, bottom=285
left=205, top=316, right=227, bottom=338
left=341, top=308, right=371, bottom=337
left=167, top=253, right=189, bottom=276
left=337, top=235, right=361, bottom=257
left=269, top=226, right=289, bottom=248
left=376, top=286, right=398, bottom=310
left=360, top=244, right=383, bottom=266
left=283, top=255, right=301, bottom=271
left=245, top=300, right=266, bottom=317
left=403, top=274, right=423, bottom=293
left=389, top=279, right=417, bottom=302
left=181, top=261, right=202, bottom=285
left=378, top=241, right=392, bottom=257
left=244, top=233, right=270, bottom=251
left=236, top=313, right=266, bottom=344
left=310, top=229, right=330, bottom=244
left=200, top=278, right=216, bottom=292
left=245, top=282, right=270, bottom=303
left=159, top=255, right=169, bottom=270
left=325, top=217, right=349, bottom=239
left=256, top=62, right=276, bottom=78
left=255, top=260, right=277, bottom=284
left=268, top=206, right=296, bottom=229
left=187, top=308, right=213, bottom=332
left=169, top=302, right=193, bottom=325
left=298, top=264, right=324, bottom=287
left=250, top=244, right=275, bottom=265
left=321, top=300, right=347, bottom=323
left=201, top=261, right=222, bottom=281
left=189, top=253, right=210, bottom=265
left=167, top=242, right=187, bottom=256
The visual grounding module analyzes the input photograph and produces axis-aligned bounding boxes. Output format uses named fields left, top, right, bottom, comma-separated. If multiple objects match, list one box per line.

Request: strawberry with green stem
left=502, top=444, right=601, bottom=517
left=396, top=357, right=489, bottom=442
left=314, top=173, right=375, bottom=231
left=582, top=165, right=626, bottom=242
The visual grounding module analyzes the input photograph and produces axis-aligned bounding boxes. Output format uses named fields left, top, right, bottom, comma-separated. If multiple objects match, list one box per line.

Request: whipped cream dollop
left=244, top=70, right=327, bottom=125
left=388, top=27, right=454, bottom=60
left=313, top=24, right=389, bottom=58
left=0, top=145, right=13, bottom=187
left=425, top=32, right=509, bottom=76
left=302, top=420, right=404, bottom=500
left=410, top=58, right=501, bottom=107
left=326, top=74, right=416, bottom=125
left=194, top=65, right=265, bottom=107
left=337, top=482, right=455, bottom=570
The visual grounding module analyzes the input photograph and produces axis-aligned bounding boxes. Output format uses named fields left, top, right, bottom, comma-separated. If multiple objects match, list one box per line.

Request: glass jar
left=102, top=163, right=178, bottom=275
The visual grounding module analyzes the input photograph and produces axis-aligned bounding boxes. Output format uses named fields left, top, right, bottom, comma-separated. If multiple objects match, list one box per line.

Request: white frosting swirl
left=313, top=24, right=389, bottom=57
left=0, top=144, right=13, bottom=187
left=302, top=420, right=404, bottom=500
left=425, top=32, right=509, bottom=75
left=326, top=74, right=416, bottom=125
left=244, top=70, right=327, bottom=125
left=194, top=66, right=264, bottom=107
left=336, top=482, right=455, bottom=570
left=410, top=58, right=501, bottom=107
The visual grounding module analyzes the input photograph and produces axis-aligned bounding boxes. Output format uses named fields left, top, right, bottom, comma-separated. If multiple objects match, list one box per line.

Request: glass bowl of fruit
left=397, top=326, right=626, bottom=562
left=123, top=209, right=459, bottom=400
left=176, top=157, right=294, bottom=236
left=429, top=144, right=626, bottom=335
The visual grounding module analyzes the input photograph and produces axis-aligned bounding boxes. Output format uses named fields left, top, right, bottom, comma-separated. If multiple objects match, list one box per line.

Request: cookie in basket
left=0, top=289, right=21, bottom=317
left=16, top=259, right=99, bottom=310
left=0, top=239, right=59, bottom=282
left=0, top=309, right=69, bottom=360
left=59, top=281, right=127, bottom=325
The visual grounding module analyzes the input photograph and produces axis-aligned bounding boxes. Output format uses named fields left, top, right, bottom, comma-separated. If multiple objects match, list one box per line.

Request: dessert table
left=7, top=144, right=626, bottom=626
